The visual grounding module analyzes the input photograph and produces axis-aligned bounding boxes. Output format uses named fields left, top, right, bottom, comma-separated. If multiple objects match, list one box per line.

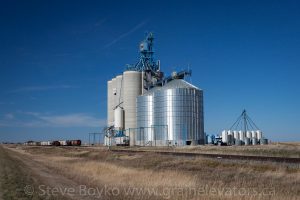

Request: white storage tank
left=123, top=71, right=142, bottom=130
left=114, top=107, right=124, bottom=130
left=256, top=130, right=262, bottom=140
left=246, top=131, right=252, bottom=139
left=222, top=130, right=228, bottom=143
left=239, top=130, right=245, bottom=142
left=233, top=130, right=239, bottom=140
left=251, top=130, right=257, bottom=140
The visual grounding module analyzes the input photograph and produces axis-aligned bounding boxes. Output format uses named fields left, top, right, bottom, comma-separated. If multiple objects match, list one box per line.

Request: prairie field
left=0, top=143, right=299, bottom=200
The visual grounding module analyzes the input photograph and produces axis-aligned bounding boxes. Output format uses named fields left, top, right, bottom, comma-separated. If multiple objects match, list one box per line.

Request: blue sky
left=0, top=0, right=299, bottom=143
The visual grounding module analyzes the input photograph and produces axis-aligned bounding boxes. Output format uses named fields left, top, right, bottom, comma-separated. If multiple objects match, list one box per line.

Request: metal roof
left=143, top=79, right=201, bottom=96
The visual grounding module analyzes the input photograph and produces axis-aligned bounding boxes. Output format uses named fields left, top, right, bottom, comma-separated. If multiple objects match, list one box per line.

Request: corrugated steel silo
left=136, top=79, right=204, bottom=146
left=136, top=95, right=154, bottom=145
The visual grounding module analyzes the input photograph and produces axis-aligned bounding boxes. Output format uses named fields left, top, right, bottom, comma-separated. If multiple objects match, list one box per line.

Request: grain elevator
left=105, top=33, right=204, bottom=146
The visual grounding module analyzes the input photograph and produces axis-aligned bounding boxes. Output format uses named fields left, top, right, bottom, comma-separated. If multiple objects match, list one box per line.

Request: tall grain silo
left=107, top=80, right=113, bottom=126
left=123, top=71, right=142, bottom=130
left=115, top=75, right=123, bottom=107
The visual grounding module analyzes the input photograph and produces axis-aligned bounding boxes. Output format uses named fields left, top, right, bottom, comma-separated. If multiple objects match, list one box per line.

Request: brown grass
left=13, top=145, right=299, bottom=200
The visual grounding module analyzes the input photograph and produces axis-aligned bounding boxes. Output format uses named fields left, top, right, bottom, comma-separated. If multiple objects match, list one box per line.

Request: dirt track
left=0, top=146, right=93, bottom=200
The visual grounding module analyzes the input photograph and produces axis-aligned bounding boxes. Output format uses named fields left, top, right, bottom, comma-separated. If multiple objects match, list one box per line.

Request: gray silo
left=136, top=79, right=204, bottom=146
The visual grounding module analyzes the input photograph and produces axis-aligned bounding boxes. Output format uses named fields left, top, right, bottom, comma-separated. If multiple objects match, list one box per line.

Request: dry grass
left=14, top=145, right=299, bottom=200
left=112, top=142, right=300, bottom=158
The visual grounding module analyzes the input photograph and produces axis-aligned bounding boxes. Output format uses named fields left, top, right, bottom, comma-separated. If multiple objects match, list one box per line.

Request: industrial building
left=105, top=33, right=204, bottom=146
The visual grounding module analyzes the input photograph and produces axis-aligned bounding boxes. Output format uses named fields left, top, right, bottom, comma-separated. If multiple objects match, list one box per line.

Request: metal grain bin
left=136, top=79, right=204, bottom=146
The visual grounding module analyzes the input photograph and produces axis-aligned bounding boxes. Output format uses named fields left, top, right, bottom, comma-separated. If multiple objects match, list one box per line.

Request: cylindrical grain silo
left=136, top=95, right=154, bottom=145
left=107, top=80, right=113, bottom=126
left=123, top=71, right=142, bottom=131
left=115, top=75, right=123, bottom=107
left=251, top=131, right=257, bottom=140
left=111, top=78, right=117, bottom=126
left=222, top=130, right=228, bottom=144
left=114, top=107, right=124, bottom=130
left=246, top=131, right=252, bottom=139
left=233, top=131, right=239, bottom=143
left=239, top=130, right=245, bottom=142
left=256, top=130, right=262, bottom=140
left=136, top=79, right=204, bottom=146
left=227, top=131, right=233, bottom=145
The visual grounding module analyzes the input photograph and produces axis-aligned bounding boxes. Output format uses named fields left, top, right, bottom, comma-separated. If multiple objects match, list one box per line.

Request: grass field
left=0, top=143, right=299, bottom=200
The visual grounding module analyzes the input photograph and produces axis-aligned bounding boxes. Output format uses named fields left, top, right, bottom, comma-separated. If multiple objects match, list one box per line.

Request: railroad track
left=111, top=149, right=300, bottom=164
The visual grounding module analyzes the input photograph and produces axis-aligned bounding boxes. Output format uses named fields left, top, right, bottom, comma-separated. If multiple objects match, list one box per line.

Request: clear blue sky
left=0, top=0, right=299, bottom=143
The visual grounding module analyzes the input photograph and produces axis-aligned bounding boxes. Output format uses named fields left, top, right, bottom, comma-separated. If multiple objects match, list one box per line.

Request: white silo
left=227, top=130, right=233, bottom=145
left=251, top=131, right=257, bottom=139
left=239, top=130, right=245, bottom=142
left=256, top=130, right=262, bottom=140
left=233, top=130, right=239, bottom=140
left=114, top=107, right=124, bottom=130
left=123, top=71, right=142, bottom=131
left=222, top=130, right=228, bottom=143
left=115, top=75, right=123, bottom=106
left=246, top=131, right=252, bottom=139
left=107, top=80, right=114, bottom=126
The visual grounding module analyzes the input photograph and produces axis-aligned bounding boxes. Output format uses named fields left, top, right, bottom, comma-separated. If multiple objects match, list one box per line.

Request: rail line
left=111, top=149, right=300, bottom=164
